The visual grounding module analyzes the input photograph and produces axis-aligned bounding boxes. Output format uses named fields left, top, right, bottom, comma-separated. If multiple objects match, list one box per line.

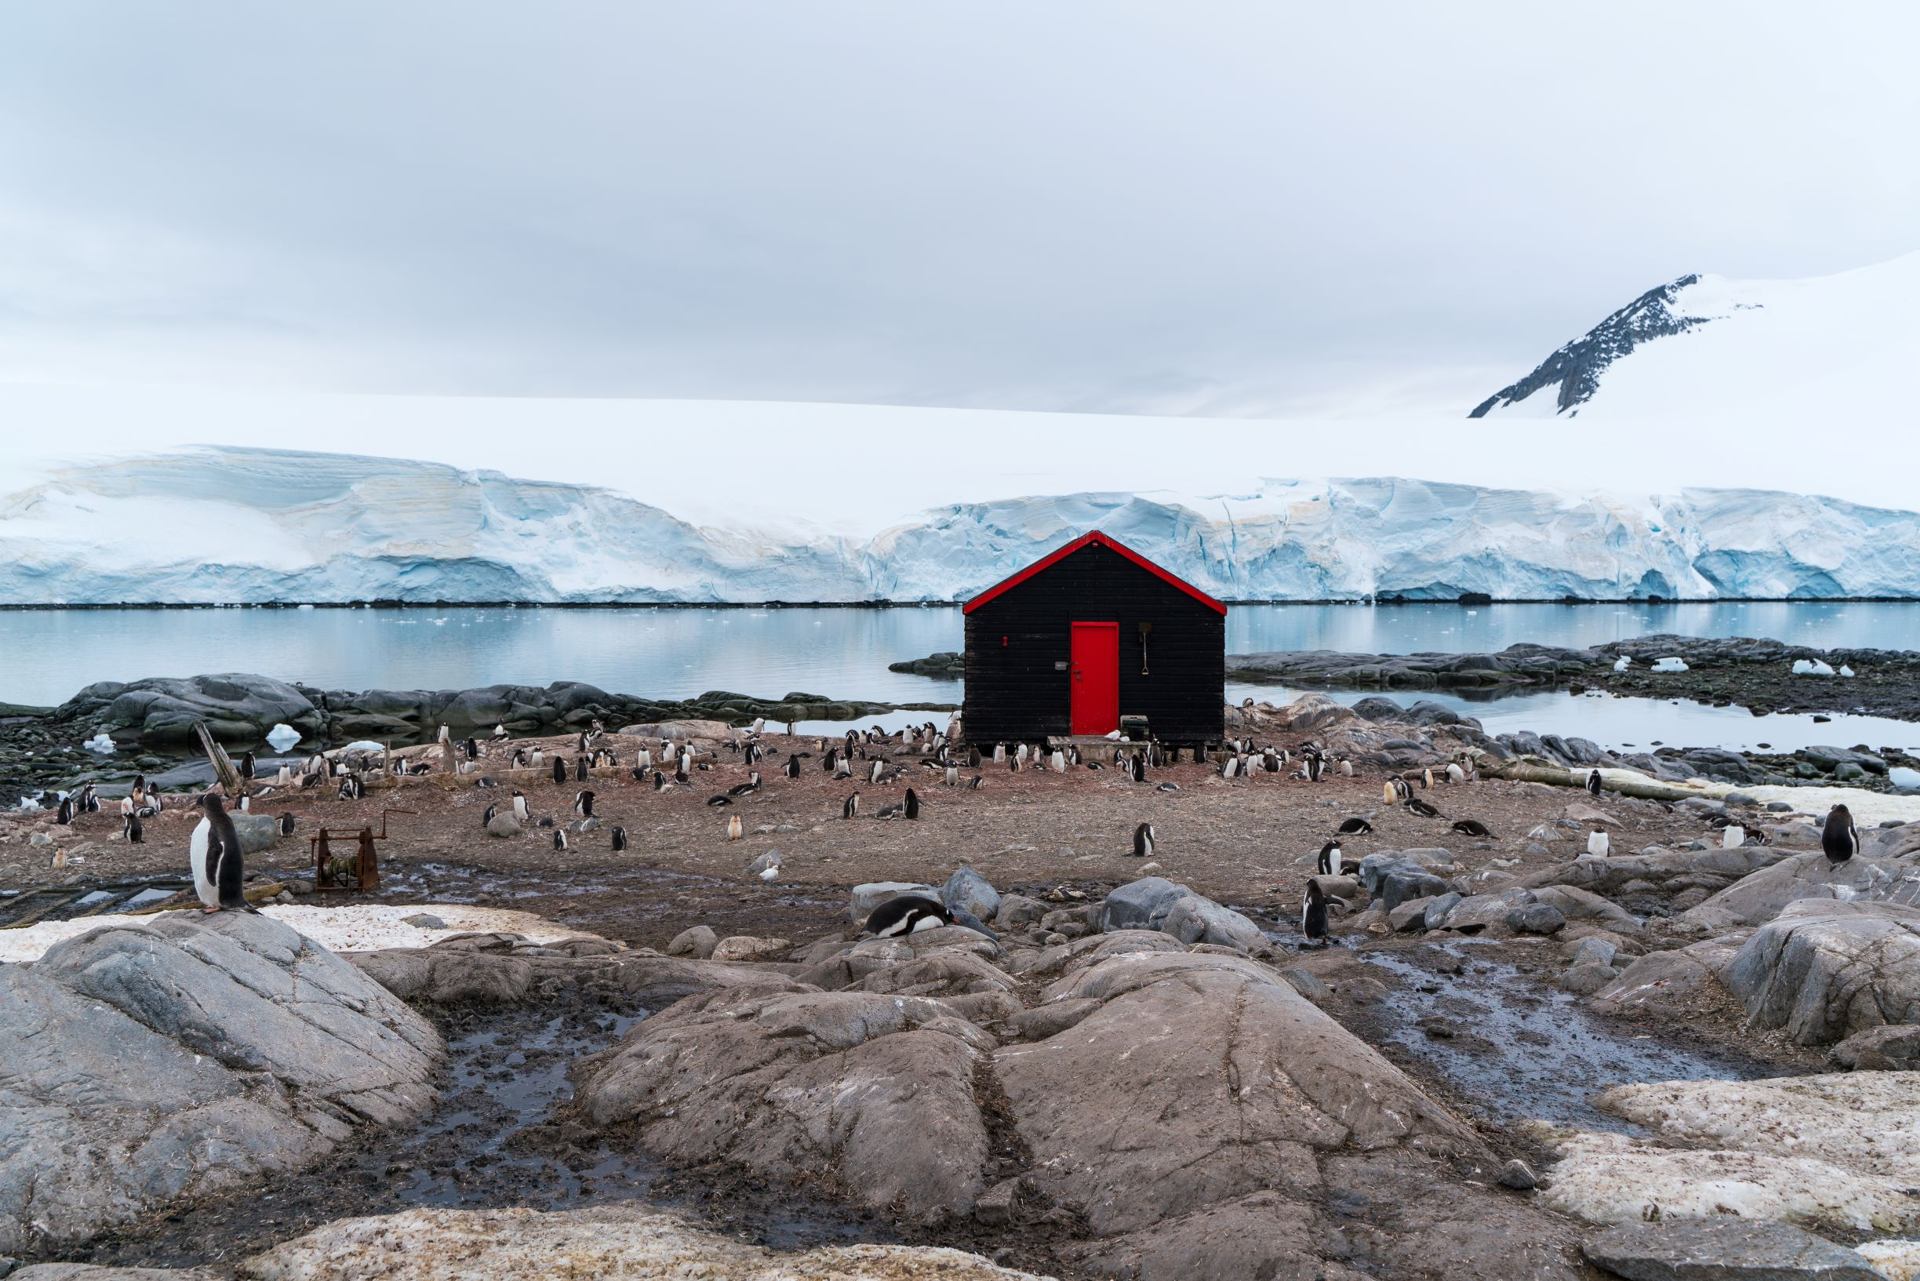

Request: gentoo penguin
left=1822, top=804, right=1858, bottom=865
left=1305, top=753, right=1324, bottom=783
left=611, top=825, right=628, bottom=852
left=993, top=744, right=1006, bottom=764
left=1445, top=762, right=1467, bottom=785
left=1128, top=754, right=1146, bottom=784
left=1450, top=819, right=1494, bottom=839
left=56, top=794, right=74, bottom=825
left=863, top=895, right=952, bottom=937
left=1721, top=824, right=1746, bottom=850
left=1050, top=750, right=1067, bottom=773
left=966, top=776, right=984, bottom=790
left=653, top=771, right=668, bottom=791
left=483, top=802, right=498, bottom=828
left=237, top=794, right=251, bottom=813
left=338, top=775, right=364, bottom=801
left=511, top=791, right=531, bottom=823
left=279, top=812, right=296, bottom=836
left=189, top=795, right=251, bottom=913
left=1015, top=744, right=1029, bottom=769
left=1317, top=840, right=1344, bottom=877
left=552, top=757, right=567, bottom=785
left=574, top=789, right=595, bottom=818
left=945, top=764, right=960, bottom=787
left=1338, top=759, right=1354, bottom=777
left=842, top=793, right=860, bottom=820
left=122, top=812, right=143, bottom=843
left=1585, top=769, right=1603, bottom=798
left=1382, top=779, right=1406, bottom=805
left=1336, top=817, right=1373, bottom=835
left=238, top=751, right=255, bottom=781
left=554, top=829, right=568, bottom=852
left=729, top=774, right=762, bottom=796
left=869, top=759, right=885, bottom=785
left=492, top=723, right=510, bottom=740
left=1586, top=830, right=1610, bottom=857
left=576, top=756, right=590, bottom=783
left=1420, top=768, right=1434, bottom=790
left=636, top=749, right=653, bottom=772
left=1301, top=880, right=1330, bottom=944
left=709, top=793, right=734, bottom=807
left=785, top=753, right=802, bottom=780
left=1404, top=797, right=1443, bottom=818
left=1220, top=754, right=1239, bottom=780
left=904, top=788, right=921, bottom=820
left=726, top=813, right=743, bottom=841
left=1133, top=822, right=1156, bottom=858
left=464, top=737, right=479, bottom=760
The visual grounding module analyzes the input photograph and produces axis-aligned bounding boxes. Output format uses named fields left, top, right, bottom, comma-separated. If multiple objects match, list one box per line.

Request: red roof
left=962, top=530, right=1228, bottom=616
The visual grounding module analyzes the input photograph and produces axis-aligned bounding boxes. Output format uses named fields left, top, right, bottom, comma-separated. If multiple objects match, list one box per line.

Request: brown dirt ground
left=1, top=729, right=1708, bottom=950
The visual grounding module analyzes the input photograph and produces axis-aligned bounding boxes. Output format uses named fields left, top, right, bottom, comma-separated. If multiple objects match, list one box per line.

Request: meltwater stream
left=1361, top=942, right=1778, bottom=1133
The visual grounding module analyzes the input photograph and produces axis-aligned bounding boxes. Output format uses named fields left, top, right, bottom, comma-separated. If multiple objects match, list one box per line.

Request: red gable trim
left=962, top=530, right=1228, bottom=616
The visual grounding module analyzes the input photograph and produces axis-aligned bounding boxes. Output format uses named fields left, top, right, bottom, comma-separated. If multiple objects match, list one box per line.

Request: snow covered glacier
left=2, top=447, right=1918, bottom=603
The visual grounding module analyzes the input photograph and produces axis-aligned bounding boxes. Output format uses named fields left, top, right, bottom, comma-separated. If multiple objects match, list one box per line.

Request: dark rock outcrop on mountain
left=1470, top=274, right=1710, bottom=417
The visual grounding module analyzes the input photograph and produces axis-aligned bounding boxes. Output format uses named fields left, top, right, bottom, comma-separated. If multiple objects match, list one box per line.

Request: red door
left=1070, top=621, right=1120, bottom=735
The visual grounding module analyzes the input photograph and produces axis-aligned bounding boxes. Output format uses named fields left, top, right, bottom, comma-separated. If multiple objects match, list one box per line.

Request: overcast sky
left=3, top=1, right=1916, bottom=420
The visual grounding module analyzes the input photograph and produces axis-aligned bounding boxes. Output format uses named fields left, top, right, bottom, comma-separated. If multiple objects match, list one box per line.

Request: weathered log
left=1480, top=757, right=1722, bottom=803
left=194, top=721, right=245, bottom=796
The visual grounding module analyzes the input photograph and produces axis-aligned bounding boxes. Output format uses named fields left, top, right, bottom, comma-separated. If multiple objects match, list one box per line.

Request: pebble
left=28, top=832, right=51, bottom=847
left=1496, top=1159, right=1538, bottom=1191
left=402, top=913, right=448, bottom=930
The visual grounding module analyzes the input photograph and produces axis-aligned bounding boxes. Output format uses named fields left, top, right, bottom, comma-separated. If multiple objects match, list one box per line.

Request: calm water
left=2, top=602, right=1916, bottom=752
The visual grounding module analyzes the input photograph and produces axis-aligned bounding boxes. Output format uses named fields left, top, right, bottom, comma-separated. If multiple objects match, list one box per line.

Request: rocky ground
left=1231, top=632, right=1920, bottom=720
left=8, top=696, right=1920, bottom=1279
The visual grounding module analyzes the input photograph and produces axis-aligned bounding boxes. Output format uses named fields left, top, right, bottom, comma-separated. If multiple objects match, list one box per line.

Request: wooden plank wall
left=963, top=543, right=1225, bottom=746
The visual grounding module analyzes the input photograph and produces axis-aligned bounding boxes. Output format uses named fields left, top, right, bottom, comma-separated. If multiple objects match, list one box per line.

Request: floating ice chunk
left=1650, top=657, right=1688, bottom=673
left=1791, top=658, right=1836, bottom=677
left=81, top=731, right=116, bottom=755
left=266, top=723, right=302, bottom=752
left=1892, top=766, right=1920, bottom=793
left=1612, top=655, right=1632, bottom=673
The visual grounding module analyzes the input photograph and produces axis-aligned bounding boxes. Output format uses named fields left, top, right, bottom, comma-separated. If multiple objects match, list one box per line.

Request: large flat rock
left=1583, top=1218, right=1883, bottom=1280
left=1720, top=900, right=1920, bottom=1044
left=1682, top=851, right=1920, bottom=932
left=0, top=912, right=441, bottom=1253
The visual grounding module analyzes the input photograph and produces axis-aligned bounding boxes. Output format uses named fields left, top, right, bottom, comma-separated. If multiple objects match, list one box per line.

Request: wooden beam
left=194, top=721, right=245, bottom=797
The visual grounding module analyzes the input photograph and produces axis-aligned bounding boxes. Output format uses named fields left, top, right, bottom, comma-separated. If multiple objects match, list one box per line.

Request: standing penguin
left=576, top=756, right=590, bottom=783
left=482, top=802, right=498, bottom=828
left=238, top=751, right=255, bottom=781
left=189, top=795, right=251, bottom=913
left=904, top=787, right=921, bottom=820
left=573, top=789, right=596, bottom=818
left=552, top=757, right=568, bottom=785
left=1132, top=821, right=1155, bottom=858
left=1301, top=880, right=1330, bottom=944
left=123, top=812, right=144, bottom=843
left=611, top=825, right=628, bottom=852
left=785, top=753, right=802, bottom=780
left=842, top=793, right=860, bottom=820
left=1317, top=840, right=1344, bottom=877
left=725, top=813, right=744, bottom=841
left=1822, top=804, right=1859, bottom=865
left=1586, top=830, right=1611, bottom=857
left=511, top=790, right=530, bottom=823
left=1585, top=769, right=1603, bottom=798
left=554, top=829, right=569, bottom=852
left=57, top=794, right=75, bottom=825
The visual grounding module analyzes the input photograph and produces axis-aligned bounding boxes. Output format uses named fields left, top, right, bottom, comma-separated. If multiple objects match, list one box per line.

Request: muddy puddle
left=55, top=995, right=891, bottom=1272
left=1359, top=940, right=1780, bottom=1133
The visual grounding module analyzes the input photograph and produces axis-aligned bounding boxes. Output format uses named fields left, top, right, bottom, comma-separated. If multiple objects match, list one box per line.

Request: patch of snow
left=1651, top=656, right=1689, bottom=673
left=80, top=731, right=115, bottom=754
left=1612, top=655, right=1631, bottom=673
left=1841, top=664, right=1857, bottom=678
left=0, top=902, right=605, bottom=965
left=1792, top=658, right=1836, bottom=677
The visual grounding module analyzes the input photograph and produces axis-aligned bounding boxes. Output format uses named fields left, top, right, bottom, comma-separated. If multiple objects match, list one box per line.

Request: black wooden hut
left=961, top=530, right=1226, bottom=749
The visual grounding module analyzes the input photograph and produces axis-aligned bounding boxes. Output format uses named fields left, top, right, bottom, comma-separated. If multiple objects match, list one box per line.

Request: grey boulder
left=1720, top=899, right=1920, bottom=1044
left=1581, top=1218, right=1883, bottom=1280
left=1, top=912, right=441, bottom=1253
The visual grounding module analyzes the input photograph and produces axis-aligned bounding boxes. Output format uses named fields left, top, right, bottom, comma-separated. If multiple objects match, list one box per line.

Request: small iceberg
left=1791, top=658, right=1836, bottom=677
left=1840, top=664, right=1856, bottom=678
left=1650, top=656, right=1688, bottom=673
left=81, top=731, right=116, bottom=755
left=266, top=723, right=302, bottom=752
left=1612, top=655, right=1631, bottom=673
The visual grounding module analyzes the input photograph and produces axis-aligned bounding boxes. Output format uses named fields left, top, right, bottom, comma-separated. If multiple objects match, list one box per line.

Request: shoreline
left=6, top=593, right=1920, bottom=611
